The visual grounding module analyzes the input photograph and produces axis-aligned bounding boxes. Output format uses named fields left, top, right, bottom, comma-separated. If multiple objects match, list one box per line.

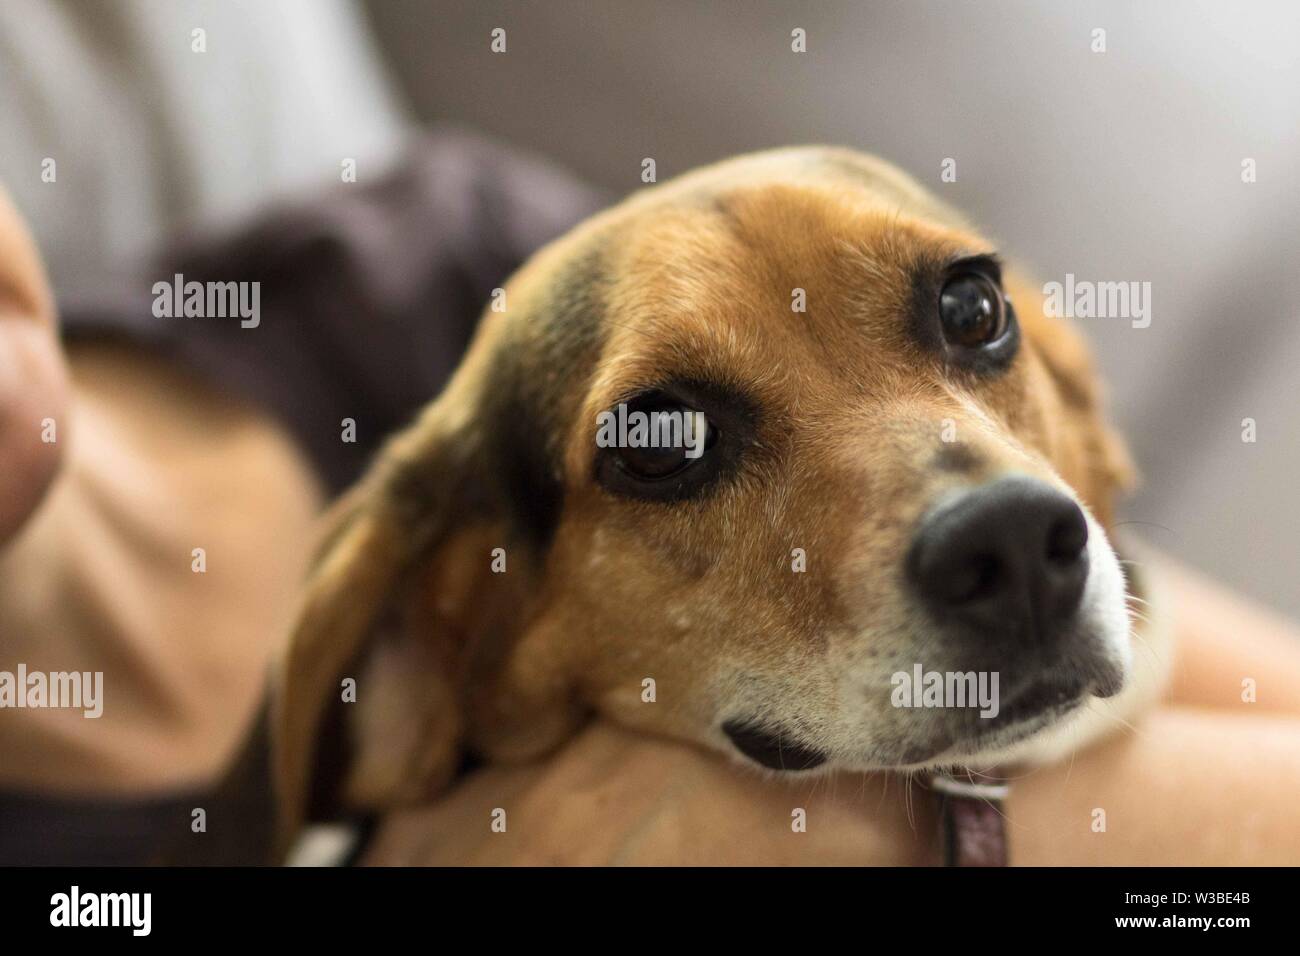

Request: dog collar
left=931, top=773, right=1009, bottom=866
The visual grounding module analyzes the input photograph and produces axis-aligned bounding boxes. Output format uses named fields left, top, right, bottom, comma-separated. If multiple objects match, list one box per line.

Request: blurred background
left=2, top=0, right=1297, bottom=616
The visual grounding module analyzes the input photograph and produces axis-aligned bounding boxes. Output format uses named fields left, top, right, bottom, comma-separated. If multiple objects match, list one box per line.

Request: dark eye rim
left=592, top=379, right=756, bottom=503
left=932, top=254, right=1020, bottom=373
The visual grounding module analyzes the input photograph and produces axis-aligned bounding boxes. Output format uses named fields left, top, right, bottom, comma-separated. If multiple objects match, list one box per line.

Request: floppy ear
left=271, top=327, right=566, bottom=854
left=1010, top=276, right=1136, bottom=528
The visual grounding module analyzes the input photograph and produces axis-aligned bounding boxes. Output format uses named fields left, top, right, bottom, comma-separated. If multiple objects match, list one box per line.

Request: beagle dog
left=274, top=146, right=1170, bottom=855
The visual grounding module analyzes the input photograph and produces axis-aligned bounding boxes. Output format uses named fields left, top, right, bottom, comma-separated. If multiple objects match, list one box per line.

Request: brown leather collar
left=931, top=773, right=1009, bottom=866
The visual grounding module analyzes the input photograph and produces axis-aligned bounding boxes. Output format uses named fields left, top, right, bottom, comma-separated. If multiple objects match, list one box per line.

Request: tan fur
left=274, top=147, right=1159, bottom=852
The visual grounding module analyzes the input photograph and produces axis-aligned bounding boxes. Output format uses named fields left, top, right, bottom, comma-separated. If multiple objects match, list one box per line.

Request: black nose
left=907, top=477, right=1090, bottom=641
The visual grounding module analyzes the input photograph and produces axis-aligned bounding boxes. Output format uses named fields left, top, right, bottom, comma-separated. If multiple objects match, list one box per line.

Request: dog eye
left=617, top=425, right=692, bottom=479
left=939, top=272, right=1007, bottom=349
left=611, top=395, right=715, bottom=481
left=594, top=388, right=729, bottom=501
left=593, top=380, right=756, bottom=503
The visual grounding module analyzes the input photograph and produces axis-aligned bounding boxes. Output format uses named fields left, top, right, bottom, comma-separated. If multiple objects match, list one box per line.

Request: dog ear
left=271, top=327, right=563, bottom=854
left=1011, top=277, right=1137, bottom=528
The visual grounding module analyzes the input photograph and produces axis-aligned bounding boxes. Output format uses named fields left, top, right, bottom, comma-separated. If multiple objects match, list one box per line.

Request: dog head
left=275, top=147, right=1140, bottom=842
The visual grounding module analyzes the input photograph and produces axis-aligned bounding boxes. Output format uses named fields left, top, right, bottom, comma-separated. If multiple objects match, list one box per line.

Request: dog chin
left=907, top=694, right=1093, bottom=770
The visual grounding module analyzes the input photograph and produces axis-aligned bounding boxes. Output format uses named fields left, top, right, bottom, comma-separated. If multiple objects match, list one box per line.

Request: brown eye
left=618, top=414, right=691, bottom=479
left=614, top=398, right=714, bottom=481
left=619, top=443, right=686, bottom=479
left=594, top=381, right=754, bottom=503
left=940, top=273, right=1007, bottom=349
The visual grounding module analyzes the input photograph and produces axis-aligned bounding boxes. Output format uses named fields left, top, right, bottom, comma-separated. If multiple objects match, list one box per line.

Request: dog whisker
left=1083, top=697, right=1154, bottom=744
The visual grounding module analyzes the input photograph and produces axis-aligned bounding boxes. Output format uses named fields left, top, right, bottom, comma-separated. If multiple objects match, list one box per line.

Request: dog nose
left=907, top=476, right=1090, bottom=640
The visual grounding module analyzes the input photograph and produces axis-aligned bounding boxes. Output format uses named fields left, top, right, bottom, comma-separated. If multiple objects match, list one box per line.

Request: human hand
left=363, top=721, right=939, bottom=866
left=0, top=184, right=68, bottom=543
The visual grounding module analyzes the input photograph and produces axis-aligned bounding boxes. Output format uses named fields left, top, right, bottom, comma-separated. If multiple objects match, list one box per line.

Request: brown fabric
left=59, top=128, right=609, bottom=493
left=0, top=788, right=205, bottom=867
